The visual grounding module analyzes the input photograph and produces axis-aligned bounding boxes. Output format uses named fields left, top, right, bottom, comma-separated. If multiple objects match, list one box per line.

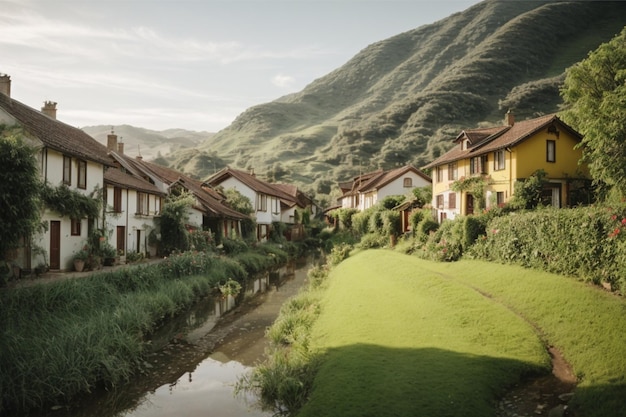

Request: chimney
left=505, top=109, right=515, bottom=126
left=107, top=128, right=118, bottom=151
left=41, top=101, right=57, bottom=119
left=117, top=141, right=124, bottom=154
left=0, top=74, right=10, bottom=97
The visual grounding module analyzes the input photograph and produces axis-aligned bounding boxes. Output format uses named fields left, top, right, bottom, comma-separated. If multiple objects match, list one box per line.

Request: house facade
left=0, top=75, right=112, bottom=271
left=423, top=112, right=590, bottom=222
left=103, top=167, right=165, bottom=259
left=205, top=167, right=310, bottom=242
left=338, top=165, right=432, bottom=211
left=106, top=137, right=246, bottom=244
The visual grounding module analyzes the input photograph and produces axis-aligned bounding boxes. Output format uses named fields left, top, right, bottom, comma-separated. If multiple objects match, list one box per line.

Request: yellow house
left=423, top=112, right=590, bottom=222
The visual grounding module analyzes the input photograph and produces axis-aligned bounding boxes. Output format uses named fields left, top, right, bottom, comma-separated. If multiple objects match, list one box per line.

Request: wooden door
left=49, top=221, right=61, bottom=270
left=116, top=226, right=125, bottom=256
left=466, top=194, right=474, bottom=215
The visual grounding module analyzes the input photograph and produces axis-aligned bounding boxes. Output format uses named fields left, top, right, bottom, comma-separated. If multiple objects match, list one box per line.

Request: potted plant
left=73, top=249, right=89, bottom=272
left=101, top=243, right=117, bottom=266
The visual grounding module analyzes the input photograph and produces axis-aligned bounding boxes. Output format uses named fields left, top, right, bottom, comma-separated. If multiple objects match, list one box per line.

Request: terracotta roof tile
left=0, top=93, right=112, bottom=166
left=104, top=168, right=165, bottom=195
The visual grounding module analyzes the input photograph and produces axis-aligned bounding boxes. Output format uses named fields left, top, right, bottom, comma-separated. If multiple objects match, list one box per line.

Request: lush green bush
left=382, top=210, right=401, bottom=237
left=328, top=243, right=353, bottom=266
left=415, top=217, right=439, bottom=242
left=221, top=236, right=249, bottom=254
left=358, top=233, right=388, bottom=249
left=351, top=210, right=372, bottom=235
left=468, top=205, right=626, bottom=292
left=368, top=210, right=384, bottom=233
left=409, top=209, right=426, bottom=234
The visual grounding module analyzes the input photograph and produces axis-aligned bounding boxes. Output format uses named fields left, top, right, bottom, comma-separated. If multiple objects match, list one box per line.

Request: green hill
left=160, top=0, right=626, bottom=206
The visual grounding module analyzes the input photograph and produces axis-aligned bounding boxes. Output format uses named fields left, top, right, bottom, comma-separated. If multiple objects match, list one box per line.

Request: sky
left=1, top=0, right=479, bottom=133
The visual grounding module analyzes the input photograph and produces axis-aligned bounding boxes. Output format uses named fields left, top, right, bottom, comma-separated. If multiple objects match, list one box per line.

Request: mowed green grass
left=298, top=250, right=626, bottom=417
left=298, top=250, right=550, bottom=417
left=425, top=259, right=626, bottom=416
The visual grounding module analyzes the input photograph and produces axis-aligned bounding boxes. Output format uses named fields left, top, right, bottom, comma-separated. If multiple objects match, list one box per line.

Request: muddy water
left=34, top=258, right=315, bottom=417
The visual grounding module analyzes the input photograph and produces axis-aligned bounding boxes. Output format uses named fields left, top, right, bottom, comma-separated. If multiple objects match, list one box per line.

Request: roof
left=109, top=153, right=246, bottom=220
left=423, top=114, right=580, bottom=169
left=0, top=93, right=112, bottom=166
left=205, top=167, right=298, bottom=203
left=103, top=168, right=165, bottom=195
left=339, top=165, right=431, bottom=196
left=358, top=165, right=431, bottom=192
left=170, top=177, right=248, bottom=220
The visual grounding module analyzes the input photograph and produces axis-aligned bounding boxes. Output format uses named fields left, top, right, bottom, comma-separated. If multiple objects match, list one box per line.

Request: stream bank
left=24, top=257, right=316, bottom=417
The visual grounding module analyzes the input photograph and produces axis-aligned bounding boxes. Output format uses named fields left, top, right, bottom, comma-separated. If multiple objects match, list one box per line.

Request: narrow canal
left=30, top=257, right=315, bottom=417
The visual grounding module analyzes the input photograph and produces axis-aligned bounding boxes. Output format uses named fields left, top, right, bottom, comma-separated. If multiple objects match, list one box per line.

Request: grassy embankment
left=0, top=242, right=301, bottom=415
left=256, top=249, right=626, bottom=417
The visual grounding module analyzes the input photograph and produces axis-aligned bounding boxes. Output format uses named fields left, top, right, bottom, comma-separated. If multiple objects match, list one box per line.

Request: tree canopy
left=0, top=125, right=42, bottom=259
left=561, top=27, right=626, bottom=198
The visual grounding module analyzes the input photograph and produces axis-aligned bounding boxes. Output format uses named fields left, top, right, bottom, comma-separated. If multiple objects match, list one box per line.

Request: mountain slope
left=164, top=0, right=626, bottom=205
left=82, top=125, right=213, bottom=162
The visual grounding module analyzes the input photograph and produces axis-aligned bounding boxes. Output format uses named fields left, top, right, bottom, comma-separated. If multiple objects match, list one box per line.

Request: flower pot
left=74, top=259, right=85, bottom=272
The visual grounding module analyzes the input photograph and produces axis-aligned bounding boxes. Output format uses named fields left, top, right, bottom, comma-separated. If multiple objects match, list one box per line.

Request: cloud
left=272, top=74, right=296, bottom=89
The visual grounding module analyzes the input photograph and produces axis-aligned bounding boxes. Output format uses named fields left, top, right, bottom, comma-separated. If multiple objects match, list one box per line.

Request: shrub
left=409, top=209, right=426, bottom=234
left=358, top=233, right=387, bottom=249
left=328, top=243, right=352, bottom=266
left=368, top=211, right=384, bottom=233
left=416, top=217, right=439, bottom=242
left=382, top=210, right=401, bottom=237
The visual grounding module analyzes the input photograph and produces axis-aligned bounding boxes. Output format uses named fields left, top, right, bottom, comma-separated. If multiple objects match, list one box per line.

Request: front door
left=49, top=221, right=61, bottom=270
left=466, top=194, right=474, bottom=215
left=116, top=226, right=126, bottom=256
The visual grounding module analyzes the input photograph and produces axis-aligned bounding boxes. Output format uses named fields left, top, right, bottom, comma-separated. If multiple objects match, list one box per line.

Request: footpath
left=5, top=258, right=164, bottom=289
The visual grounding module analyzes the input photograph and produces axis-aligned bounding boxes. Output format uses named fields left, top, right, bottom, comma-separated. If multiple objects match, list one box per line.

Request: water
left=30, top=258, right=313, bottom=417
left=120, top=355, right=269, bottom=417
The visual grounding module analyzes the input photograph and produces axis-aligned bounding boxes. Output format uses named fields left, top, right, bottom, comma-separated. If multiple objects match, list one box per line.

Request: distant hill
left=158, top=0, right=626, bottom=207
left=82, top=125, right=214, bottom=163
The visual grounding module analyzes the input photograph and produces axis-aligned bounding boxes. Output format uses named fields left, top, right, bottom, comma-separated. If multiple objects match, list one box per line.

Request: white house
left=0, top=74, right=113, bottom=271
left=205, top=167, right=310, bottom=242
left=337, top=165, right=432, bottom=211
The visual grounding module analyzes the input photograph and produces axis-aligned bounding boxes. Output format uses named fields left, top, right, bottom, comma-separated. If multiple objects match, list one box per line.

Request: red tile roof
left=0, top=93, right=112, bottom=166
left=103, top=168, right=165, bottom=195
left=423, top=114, right=580, bottom=169
left=205, top=167, right=298, bottom=204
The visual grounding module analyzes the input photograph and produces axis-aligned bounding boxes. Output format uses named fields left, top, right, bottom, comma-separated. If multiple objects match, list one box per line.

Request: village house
left=106, top=134, right=247, bottom=244
left=337, top=164, right=432, bottom=211
left=0, top=74, right=112, bottom=271
left=103, top=159, right=166, bottom=260
left=205, top=167, right=314, bottom=242
left=423, top=112, right=590, bottom=222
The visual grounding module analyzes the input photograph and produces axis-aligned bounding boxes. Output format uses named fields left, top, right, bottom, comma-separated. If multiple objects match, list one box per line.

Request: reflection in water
left=121, top=356, right=270, bottom=417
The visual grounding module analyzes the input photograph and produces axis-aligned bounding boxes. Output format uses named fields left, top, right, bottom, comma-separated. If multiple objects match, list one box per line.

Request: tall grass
left=0, top=250, right=246, bottom=414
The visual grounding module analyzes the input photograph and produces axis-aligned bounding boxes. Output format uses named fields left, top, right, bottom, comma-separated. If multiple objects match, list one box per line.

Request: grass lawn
left=299, top=250, right=550, bottom=417
left=298, top=250, right=626, bottom=417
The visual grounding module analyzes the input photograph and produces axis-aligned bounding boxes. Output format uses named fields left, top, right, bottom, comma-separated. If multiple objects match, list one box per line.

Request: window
left=63, top=155, right=71, bottom=185
left=71, top=218, right=81, bottom=236
left=257, top=193, right=267, bottom=211
left=494, top=150, right=505, bottom=171
left=547, top=140, right=556, bottom=162
left=137, top=192, right=149, bottom=215
left=470, top=155, right=488, bottom=175
left=448, top=192, right=456, bottom=209
left=77, top=159, right=87, bottom=189
left=436, top=166, right=443, bottom=182
left=436, top=194, right=444, bottom=209
left=403, top=177, right=413, bottom=187
left=448, top=162, right=458, bottom=181
left=496, top=191, right=505, bottom=206
left=272, top=197, right=280, bottom=214
left=113, top=187, right=122, bottom=213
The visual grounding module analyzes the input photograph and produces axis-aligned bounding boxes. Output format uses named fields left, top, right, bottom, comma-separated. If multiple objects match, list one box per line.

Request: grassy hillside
left=82, top=124, right=214, bottom=163
left=161, top=0, right=626, bottom=205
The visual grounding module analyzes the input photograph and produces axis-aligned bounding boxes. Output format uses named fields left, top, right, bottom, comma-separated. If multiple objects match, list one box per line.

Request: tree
left=223, top=188, right=253, bottom=215
left=0, top=125, right=41, bottom=259
left=157, top=191, right=195, bottom=255
left=561, top=27, right=626, bottom=198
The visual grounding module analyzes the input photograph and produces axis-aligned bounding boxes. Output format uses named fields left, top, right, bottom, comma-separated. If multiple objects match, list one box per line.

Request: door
left=466, top=194, right=474, bottom=215
left=49, top=221, right=61, bottom=270
left=136, top=229, right=141, bottom=253
left=116, top=226, right=126, bottom=256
